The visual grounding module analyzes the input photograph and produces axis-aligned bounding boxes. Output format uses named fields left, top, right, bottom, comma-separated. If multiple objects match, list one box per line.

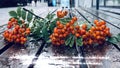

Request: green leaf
left=65, top=36, right=72, bottom=46
left=17, top=19, right=22, bottom=25
left=27, top=12, right=33, bottom=22
left=42, top=25, right=49, bottom=41
left=21, top=10, right=26, bottom=20
left=76, top=37, right=83, bottom=46
left=117, top=33, right=120, bottom=41
left=59, top=18, right=71, bottom=25
left=17, top=7, right=21, bottom=17
left=9, top=11, right=17, bottom=17
left=46, top=13, right=55, bottom=20
left=46, top=39, right=51, bottom=43
left=69, top=36, right=74, bottom=47
left=31, top=26, right=41, bottom=38
left=108, top=37, right=118, bottom=44
left=49, top=19, right=57, bottom=33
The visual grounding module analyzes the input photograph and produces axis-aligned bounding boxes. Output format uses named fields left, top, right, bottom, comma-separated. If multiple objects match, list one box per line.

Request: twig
left=23, top=8, right=45, bottom=20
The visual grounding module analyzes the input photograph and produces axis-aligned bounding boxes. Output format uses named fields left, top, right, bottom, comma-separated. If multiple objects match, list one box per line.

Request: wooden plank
left=0, top=8, right=57, bottom=68
left=75, top=7, right=120, bottom=68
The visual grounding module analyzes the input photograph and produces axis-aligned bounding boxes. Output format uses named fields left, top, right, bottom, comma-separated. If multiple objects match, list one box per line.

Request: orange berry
left=70, top=26, right=74, bottom=30
left=13, top=29, right=17, bottom=34
left=63, top=33, right=67, bottom=37
left=8, top=21, right=12, bottom=25
left=94, top=20, right=99, bottom=24
left=14, top=21, right=18, bottom=25
left=66, top=23, right=70, bottom=27
left=105, top=27, right=110, bottom=31
left=7, top=25, right=11, bottom=29
left=56, top=42, right=60, bottom=46
left=26, top=30, right=30, bottom=35
left=81, top=29, right=86, bottom=35
left=82, top=24, right=87, bottom=30
left=17, top=34, right=21, bottom=38
left=66, top=31, right=69, bottom=34
left=101, top=25, right=106, bottom=30
left=51, top=37, right=56, bottom=41
left=82, top=35, right=87, bottom=39
left=57, top=11, right=64, bottom=18
left=16, top=38, right=20, bottom=43
left=22, top=33, right=25, bottom=36
left=56, top=21, right=61, bottom=26
left=58, top=24, right=64, bottom=29
left=13, top=35, right=17, bottom=40
left=88, top=39, right=93, bottom=45
left=78, top=29, right=81, bottom=34
left=85, top=32, right=90, bottom=37
left=50, top=35, right=53, bottom=39
left=20, top=41, right=25, bottom=44
left=75, top=25, right=80, bottom=30
left=100, top=20, right=106, bottom=25
left=5, top=33, right=9, bottom=38
left=72, top=16, right=77, bottom=22
left=61, top=29, right=65, bottom=33
left=91, top=26, right=96, bottom=31
left=23, top=38, right=27, bottom=42
left=75, top=33, right=80, bottom=37
left=26, top=28, right=31, bottom=31
left=21, top=28, right=25, bottom=33
left=63, top=10, right=68, bottom=16
left=100, top=32, right=104, bottom=36
left=10, top=18, right=15, bottom=22
left=70, top=20, right=74, bottom=25
left=96, top=22, right=101, bottom=27
left=54, top=27, right=58, bottom=33
left=72, top=30, right=75, bottom=35
left=54, top=33, right=58, bottom=37
left=96, top=31, right=100, bottom=35
left=96, top=36, right=101, bottom=40
left=59, top=34, right=63, bottom=38
left=20, top=37, right=24, bottom=41
left=95, top=27, right=99, bottom=30
left=15, top=25, right=20, bottom=30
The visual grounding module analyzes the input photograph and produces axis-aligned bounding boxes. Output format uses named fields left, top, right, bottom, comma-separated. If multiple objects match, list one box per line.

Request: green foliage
left=65, top=36, right=72, bottom=46
left=76, top=37, right=83, bottom=46
left=41, top=25, right=49, bottom=41
left=107, top=33, right=120, bottom=45
left=48, top=19, right=57, bottom=34
left=46, top=13, right=55, bottom=20
left=27, top=11, right=33, bottom=22
left=30, top=12, right=56, bottom=42
left=107, top=36, right=119, bottom=44
left=21, top=10, right=26, bottom=20
left=9, top=11, right=17, bottom=17
left=59, top=18, right=71, bottom=24
left=17, top=19, right=22, bottom=25
left=17, top=7, right=21, bottom=17
left=69, top=36, right=74, bottom=47
left=9, top=7, right=34, bottom=24
left=117, top=33, right=120, bottom=41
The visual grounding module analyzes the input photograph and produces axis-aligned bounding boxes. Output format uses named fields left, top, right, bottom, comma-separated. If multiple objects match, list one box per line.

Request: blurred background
left=0, top=0, right=120, bottom=25
left=0, top=0, right=120, bottom=8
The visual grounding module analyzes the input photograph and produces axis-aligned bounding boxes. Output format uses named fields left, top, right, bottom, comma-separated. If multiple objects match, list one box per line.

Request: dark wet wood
left=0, top=7, right=120, bottom=68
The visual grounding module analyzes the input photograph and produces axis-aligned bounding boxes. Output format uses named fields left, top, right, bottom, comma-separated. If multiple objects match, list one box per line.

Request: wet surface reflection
left=0, top=7, right=120, bottom=68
